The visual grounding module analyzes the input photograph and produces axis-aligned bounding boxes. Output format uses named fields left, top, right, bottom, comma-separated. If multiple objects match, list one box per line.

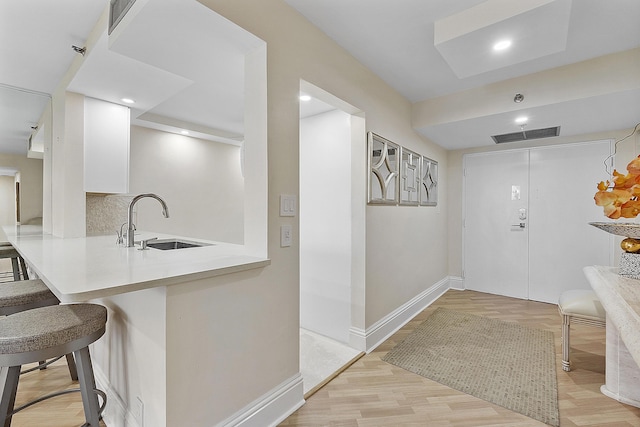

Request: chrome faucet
left=126, top=193, right=170, bottom=247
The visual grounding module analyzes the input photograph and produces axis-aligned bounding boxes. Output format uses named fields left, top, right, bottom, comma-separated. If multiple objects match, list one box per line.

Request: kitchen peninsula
left=2, top=226, right=269, bottom=302
left=2, top=225, right=270, bottom=426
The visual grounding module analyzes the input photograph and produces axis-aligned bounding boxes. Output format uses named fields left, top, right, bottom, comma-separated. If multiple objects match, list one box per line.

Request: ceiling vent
left=491, top=126, right=561, bottom=144
left=109, top=0, right=137, bottom=35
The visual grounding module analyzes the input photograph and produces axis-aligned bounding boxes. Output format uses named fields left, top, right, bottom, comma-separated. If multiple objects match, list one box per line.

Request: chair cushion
left=0, top=246, right=19, bottom=259
left=0, top=279, right=58, bottom=308
left=558, top=289, right=606, bottom=321
left=0, top=304, right=107, bottom=355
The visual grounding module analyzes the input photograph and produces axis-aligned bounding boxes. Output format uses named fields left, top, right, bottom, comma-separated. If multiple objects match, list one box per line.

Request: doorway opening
left=298, top=80, right=366, bottom=396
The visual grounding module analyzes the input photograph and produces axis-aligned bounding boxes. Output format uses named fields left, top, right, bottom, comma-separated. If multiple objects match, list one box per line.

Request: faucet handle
left=116, top=230, right=123, bottom=245
left=139, top=237, right=158, bottom=251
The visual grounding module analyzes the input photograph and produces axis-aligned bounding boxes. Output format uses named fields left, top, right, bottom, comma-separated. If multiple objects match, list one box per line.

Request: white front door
left=528, top=142, right=613, bottom=303
left=464, top=150, right=530, bottom=299
left=463, top=141, right=613, bottom=303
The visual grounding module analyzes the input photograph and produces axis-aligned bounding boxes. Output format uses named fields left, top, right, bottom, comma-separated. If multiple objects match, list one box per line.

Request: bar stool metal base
left=0, top=246, right=28, bottom=282
left=0, top=304, right=107, bottom=427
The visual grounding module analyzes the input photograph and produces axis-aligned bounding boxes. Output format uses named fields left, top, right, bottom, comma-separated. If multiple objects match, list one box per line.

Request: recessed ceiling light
left=515, top=116, right=528, bottom=124
left=121, top=98, right=135, bottom=104
left=299, top=95, right=311, bottom=102
left=493, top=40, right=512, bottom=51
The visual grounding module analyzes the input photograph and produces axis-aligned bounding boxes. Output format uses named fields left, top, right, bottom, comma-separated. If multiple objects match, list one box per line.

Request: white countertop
left=584, top=265, right=640, bottom=367
left=2, top=225, right=270, bottom=302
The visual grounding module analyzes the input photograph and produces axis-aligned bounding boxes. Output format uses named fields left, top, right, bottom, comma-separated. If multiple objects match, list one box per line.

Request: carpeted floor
left=382, top=307, right=559, bottom=426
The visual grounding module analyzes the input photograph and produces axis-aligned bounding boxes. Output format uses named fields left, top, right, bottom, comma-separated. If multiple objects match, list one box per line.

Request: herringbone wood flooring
left=281, top=290, right=640, bottom=426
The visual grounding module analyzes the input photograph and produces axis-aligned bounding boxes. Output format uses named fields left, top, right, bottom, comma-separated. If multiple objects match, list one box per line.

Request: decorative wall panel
left=400, top=147, right=420, bottom=205
left=368, top=133, right=399, bottom=204
left=420, top=156, right=438, bottom=206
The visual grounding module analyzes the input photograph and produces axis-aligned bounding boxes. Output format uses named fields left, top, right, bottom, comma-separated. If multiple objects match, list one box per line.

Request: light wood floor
left=5, top=290, right=640, bottom=426
left=281, top=290, right=640, bottom=427
left=4, top=358, right=107, bottom=427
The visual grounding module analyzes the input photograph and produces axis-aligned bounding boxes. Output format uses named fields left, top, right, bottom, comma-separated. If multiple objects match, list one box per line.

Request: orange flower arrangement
left=595, top=155, right=640, bottom=219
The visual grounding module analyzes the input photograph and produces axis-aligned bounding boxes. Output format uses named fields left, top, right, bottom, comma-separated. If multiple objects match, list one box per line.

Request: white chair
left=558, top=289, right=606, bottom=372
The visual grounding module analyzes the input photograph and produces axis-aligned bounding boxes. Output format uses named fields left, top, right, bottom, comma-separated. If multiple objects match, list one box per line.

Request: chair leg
left=74, top=347, right=101, bottom=426
left=9, top=259, right=19, bottom=282
left=0, top=366, right=20, bottom=427
left=17, top=258, right=28, bottom=281
left=562, top=314, right=571, bottom=372
left=65, top=353, right=78, bottom=381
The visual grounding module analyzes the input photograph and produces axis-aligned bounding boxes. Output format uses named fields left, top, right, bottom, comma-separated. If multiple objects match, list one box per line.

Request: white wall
left=50, top=91, right=86, bottom=237
left=190, top=1, right=448, bottom=423
left=0, top=175, right=14, bottom=226
left=0, top=153, right=43, bottom=226
left=45, top=1, right=448, bottom=424
left=300, top=109, right=352, bottom=344
left=93, top=287, right=168, bottom=427
left=129, top=126, right=244, bottom=244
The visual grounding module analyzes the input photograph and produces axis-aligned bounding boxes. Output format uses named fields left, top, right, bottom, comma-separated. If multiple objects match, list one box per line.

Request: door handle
left=511, top=222, right=526, bottom=228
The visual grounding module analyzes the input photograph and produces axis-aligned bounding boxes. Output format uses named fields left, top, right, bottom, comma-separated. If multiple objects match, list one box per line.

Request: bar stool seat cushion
left=0, top=304, right=107, bottom=366
left=0, top=280, right=58, bottom=309
left=558, top=289, right=606, bottom=322
left=0, top=247, right=19, bottom=258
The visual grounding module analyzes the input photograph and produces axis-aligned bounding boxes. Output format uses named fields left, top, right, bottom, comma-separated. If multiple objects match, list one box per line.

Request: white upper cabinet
left=84, top=97, right=130, bottom=193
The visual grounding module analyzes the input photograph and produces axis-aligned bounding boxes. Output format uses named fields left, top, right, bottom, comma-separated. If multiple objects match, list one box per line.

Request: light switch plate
left=280, top=195, right=296, bottom=217
left=281, top=225, right=292, bottom=247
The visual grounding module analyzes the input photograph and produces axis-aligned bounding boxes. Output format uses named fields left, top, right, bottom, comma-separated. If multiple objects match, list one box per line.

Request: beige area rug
left=383, top=307, right=559, bottom=426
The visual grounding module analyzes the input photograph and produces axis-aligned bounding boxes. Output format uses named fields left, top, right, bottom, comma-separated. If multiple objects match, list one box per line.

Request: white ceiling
left=68, top=0, right=262, bottom=145
left=0, top=1, right=105, bottom=155
left=287, top=0, right=640, bottom=149
left=0, top=0, right=262, bottom=156
left=287, top=0, right=640, bottom=101
left=1, top=0, right=639, bottom=156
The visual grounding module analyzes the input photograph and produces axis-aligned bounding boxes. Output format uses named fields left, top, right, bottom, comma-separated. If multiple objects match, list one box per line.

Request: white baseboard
left=94, top=365, right=303, bottom=427
left=449, top=276, right=464, bottom=290
left=94, top=365, right=141, bottom=427
left=350, top=277, right=451, bottom=352
left=92, top=277, right=462, bottom=427
left=218, top=373, right=305, bottom=427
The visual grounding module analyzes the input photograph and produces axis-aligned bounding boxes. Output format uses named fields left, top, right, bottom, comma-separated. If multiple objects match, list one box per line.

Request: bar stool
left=0, top=279, right=59, bottom=316
left=0, top=245, right=28, bottom=282
left=0, top=303, right=107, bottom=426
left=0, top=279, right=77, bottom=380
left=558, top=289, right=606, bottom=372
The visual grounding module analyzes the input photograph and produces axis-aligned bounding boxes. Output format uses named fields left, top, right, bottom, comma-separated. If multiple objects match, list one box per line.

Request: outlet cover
left=281, top=225, right=292, bottom=247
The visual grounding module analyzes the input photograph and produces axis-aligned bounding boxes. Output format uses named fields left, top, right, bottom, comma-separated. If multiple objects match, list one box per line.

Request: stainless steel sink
left=146, top=239, right=211, bottom=250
